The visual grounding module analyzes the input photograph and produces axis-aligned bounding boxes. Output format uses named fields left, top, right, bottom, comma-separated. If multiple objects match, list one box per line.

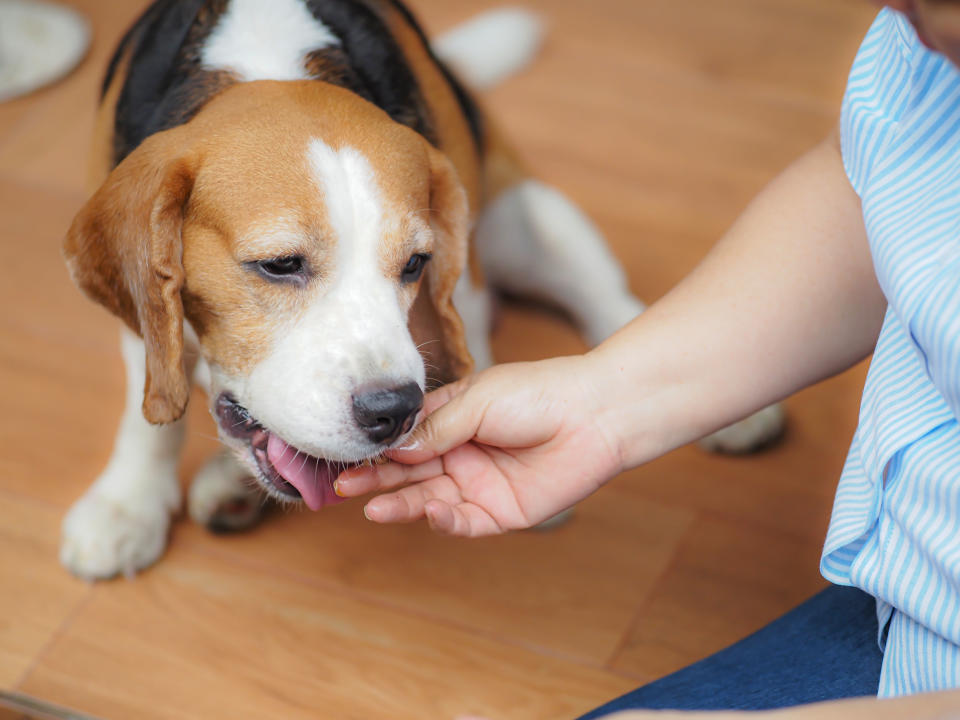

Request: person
left=335, top=0, right=960, bottom=717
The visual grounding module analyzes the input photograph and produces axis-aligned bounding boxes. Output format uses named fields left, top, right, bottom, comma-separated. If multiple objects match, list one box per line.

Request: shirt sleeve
left=841, top=9, right=919, bottom=198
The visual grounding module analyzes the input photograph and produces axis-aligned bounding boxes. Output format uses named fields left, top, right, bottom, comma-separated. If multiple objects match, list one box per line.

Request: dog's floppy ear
left=64, top=128, right=198, bottom=425
left=411, top=146, right=474, bottom=386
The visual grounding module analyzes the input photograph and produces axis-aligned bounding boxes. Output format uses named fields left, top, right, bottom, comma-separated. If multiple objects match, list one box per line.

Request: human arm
left=335, top=127, right=888, bottom=534
left=590, top=125, right=886, bottom=470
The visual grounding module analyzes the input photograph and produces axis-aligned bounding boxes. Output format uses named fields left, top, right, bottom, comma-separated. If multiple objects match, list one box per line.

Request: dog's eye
left=401, top=253, right=431, bottom=283
left=251, top=256, right=307, bottom=284
left=259, top=256, right=303, bottom=276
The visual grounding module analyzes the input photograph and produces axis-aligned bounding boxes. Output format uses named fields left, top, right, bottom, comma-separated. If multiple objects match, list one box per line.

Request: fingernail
left=363, top=502, right=377, bottom=521
left=395, top=439, right=421, bottom=452
left=333, top=479, right=345, bottom=497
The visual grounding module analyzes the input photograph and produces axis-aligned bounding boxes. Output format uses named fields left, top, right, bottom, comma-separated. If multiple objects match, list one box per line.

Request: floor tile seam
left=607, top=488, right=831, bottom=547
left=602, top=511, right=698, bottom=672
left=11, top=589, right=95, bottom=693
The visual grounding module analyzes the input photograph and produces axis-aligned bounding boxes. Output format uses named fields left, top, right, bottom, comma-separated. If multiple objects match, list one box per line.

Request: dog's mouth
left=215, top=394, right=355, bottom=511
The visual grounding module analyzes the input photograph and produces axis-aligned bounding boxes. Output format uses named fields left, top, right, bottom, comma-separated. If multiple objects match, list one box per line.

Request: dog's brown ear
left=411, top=146, right=475, bottom=387
left=64, top=128, right=198, bottom=424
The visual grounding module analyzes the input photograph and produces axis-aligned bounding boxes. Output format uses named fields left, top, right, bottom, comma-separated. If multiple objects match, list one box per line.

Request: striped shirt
left=820, top=8, right=960, bottom=697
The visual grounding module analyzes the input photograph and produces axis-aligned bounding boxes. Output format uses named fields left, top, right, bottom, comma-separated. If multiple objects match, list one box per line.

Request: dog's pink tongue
left=266, top=434, right=343, bottom=511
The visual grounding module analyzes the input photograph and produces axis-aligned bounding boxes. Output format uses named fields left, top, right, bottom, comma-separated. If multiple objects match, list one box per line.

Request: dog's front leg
left=476, top=180, right=646, bottom=347
left=60, top=328, right=186, bottom=580
left=188, top=450, right=262, bottom=533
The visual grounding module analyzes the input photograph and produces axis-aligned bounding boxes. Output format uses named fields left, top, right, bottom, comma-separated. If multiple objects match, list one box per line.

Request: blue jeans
left=579, top=585, right=882, bottom=718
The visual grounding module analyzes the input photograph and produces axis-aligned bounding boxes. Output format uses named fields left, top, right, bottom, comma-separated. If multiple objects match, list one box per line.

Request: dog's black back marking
left=379, top=0, right=484, bottom=156
left=303, top=0, right=435, bottom=143
left=105, top=0, right=222, bottom=164
left=104, top=0, right=482, bottom=167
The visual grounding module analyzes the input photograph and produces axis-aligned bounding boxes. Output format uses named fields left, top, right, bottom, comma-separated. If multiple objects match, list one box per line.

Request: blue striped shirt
left=821, top=8, right=960, bottom=697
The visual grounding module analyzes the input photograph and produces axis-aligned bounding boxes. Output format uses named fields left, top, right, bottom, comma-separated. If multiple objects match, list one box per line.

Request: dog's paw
left=698, top=403, right=786, bottom=455
left=60, top=491, right=172, bottom=580
left=188, top=451, right=263, bottom=534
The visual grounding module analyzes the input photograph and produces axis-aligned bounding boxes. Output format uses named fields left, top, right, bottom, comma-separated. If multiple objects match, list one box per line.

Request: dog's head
left=64, top=80, right=473, bottom=508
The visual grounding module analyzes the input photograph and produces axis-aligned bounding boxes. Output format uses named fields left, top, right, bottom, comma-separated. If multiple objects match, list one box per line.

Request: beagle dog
left=60, top=0, right=784, bottom=579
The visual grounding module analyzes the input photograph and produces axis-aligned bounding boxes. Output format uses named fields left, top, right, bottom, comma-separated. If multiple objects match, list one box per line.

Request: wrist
left=580, top=342, right=678, bottom=475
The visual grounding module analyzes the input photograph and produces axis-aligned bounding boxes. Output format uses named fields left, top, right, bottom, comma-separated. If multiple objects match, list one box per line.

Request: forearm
left=588, top=129, right=886, bottom=471
left=605, top=689, right=960, bottom=720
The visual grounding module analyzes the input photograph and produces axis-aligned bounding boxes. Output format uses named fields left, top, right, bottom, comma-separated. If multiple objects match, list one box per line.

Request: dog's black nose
left=352, top=382, right=424, bottom=445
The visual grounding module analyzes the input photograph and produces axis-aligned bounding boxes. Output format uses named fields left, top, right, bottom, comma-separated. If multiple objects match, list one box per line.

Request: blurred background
left=0, top=1, right=877, bottom=718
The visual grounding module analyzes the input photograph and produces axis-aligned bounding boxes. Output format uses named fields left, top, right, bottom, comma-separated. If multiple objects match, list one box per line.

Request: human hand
left=334, top=355, right=623, bottom=536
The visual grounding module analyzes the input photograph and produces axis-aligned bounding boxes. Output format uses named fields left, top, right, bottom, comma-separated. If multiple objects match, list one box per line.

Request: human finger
left=424, top=499, right=504, bottom=537
left=386, top=387, right=489, bottom=464
left=334, top=458, right=444, bottom=498
left=422, top=376, right=471, bottom=415
left=362, top=475, right=464, bottom=523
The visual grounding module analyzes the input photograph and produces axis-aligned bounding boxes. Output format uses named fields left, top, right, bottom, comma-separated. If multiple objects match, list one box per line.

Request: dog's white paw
left=60, top=491, right=172, bottom=580
left=698, top=403, right=786, bottom=455
left=188, top=451, right=262, bottom=533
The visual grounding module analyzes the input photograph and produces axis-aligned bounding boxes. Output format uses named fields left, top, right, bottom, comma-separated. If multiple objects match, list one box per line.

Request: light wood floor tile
left=0, top=97, right=32, bottom=143
left=179, top=484, right=695, bottom=666
left=0, top=180, right=85, bottom=332
left=19, top=544, right=635, bottom=720
left=607, top=364, right=867, bottom=547
left=0, top=494, right=89, bottom=689
left=0, top=76, right=95, bottom=195
left=0, top=180, right=123, bottom=506
left=610, top=516, right=828, bottom=680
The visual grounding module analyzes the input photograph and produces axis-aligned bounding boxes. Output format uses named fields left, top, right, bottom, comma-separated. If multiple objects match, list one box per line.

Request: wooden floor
left=0, top=1, right=878, bottom=718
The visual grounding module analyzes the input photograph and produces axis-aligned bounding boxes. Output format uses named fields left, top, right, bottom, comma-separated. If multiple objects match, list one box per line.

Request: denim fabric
left=579, top=585, right=882, bottom=717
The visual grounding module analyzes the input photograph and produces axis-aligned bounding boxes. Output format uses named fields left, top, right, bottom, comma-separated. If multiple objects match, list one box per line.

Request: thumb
left=388, top=382, right=487, bottom=464
left=421, top=375, right=470, bottom=416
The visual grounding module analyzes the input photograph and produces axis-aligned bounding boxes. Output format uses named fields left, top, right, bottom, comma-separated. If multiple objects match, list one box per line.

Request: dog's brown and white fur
left=60, top=0, right=783, bottom=579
